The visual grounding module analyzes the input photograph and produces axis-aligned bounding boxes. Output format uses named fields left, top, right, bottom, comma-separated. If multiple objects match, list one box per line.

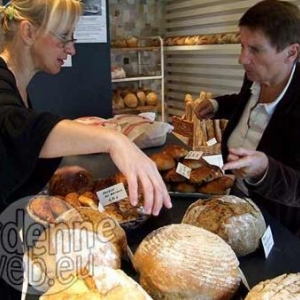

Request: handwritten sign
left=96, top=183, right=128, bottom=207
left=185, top=151, right=204, bottom=160
left=176, top=162, right=191, bottom=179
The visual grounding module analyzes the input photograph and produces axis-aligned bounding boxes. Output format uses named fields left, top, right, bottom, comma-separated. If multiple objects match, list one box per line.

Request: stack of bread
left=164, top=32, right=240, bottom=46
left=133, top=224, right=241, bottom=299
left=182, top=195, right=266, bottom=257
left=150, top=143, right=234, bottom=195
left=112, top=87, right=158, bottom=111
left=172, top=91, right=228, bottom=152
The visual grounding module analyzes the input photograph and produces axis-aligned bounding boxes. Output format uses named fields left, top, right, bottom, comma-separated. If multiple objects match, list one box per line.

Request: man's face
left=238, top=26, right=291, bottom=85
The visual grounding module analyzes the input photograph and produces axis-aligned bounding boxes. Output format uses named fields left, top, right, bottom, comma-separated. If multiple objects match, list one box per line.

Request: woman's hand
left=108, top=132, right=172, bottom=216
left=222, top=148, right=268, bottom=181
left=41, top=120, right=172, bottom=216
left=194, top=99, right=215, bottom=119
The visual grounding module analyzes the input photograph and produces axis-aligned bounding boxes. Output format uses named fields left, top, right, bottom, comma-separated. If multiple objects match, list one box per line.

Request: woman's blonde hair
left=0, top=0, right=83, bottom=42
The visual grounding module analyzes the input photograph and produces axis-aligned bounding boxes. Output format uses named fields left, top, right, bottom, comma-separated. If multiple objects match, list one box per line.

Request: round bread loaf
left=245, top=273, right=300, bottom=300
left=25, top=209, right=126, bottom=292
left=124, top=92, right=138, bottom=108
left=40, top=266, right=152, bottom=300
left=48, top=165, right=94, bottom=197
left=133, top=224, right=240, bottom=300
left=182, top=195, right=266, bottom=257
left=150, top=152, right=176, bottom=171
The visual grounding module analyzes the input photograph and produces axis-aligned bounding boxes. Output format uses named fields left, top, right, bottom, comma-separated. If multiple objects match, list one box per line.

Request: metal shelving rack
left=111, top=36, right=165, bottom=121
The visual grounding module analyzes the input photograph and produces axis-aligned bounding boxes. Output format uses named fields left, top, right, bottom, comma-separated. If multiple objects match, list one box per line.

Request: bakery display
left=40, top=266, right=152, bottom=300
left=150, top=143, right=234, bottom=195
left=133, top=224, right=241, bottom=300
left=164, top=32, right=240, bottom=46
left=112, top=87, right=159, bottom=112
left=245, top=273, right=300, bottom=300
left=182, top=195, right=266, bottom=257
left=172, top=91, right=228, bottom=151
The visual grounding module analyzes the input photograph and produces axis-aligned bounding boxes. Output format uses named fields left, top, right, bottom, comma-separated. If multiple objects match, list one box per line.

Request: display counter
left=60, top=133, right=300, bottom=289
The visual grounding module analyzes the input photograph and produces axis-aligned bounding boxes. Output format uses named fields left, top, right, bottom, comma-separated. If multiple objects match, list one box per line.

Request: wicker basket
left=172, top=116, right=194, bottom=146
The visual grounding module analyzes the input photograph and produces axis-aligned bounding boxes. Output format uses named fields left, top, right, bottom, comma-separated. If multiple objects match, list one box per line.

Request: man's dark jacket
left=215, top=62, right=300, bottom=236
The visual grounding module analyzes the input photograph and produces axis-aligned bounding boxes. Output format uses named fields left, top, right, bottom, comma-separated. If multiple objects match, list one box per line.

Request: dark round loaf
left=48, top=165, right=94, bottom=197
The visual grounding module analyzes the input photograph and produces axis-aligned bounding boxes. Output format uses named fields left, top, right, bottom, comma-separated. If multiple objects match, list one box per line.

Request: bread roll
left=189, top=164, right=223, bottom=184
left=133, top=224, right=240, bottom=300
left=126, top=37, right=138, bottom=47
left=150, top=152, right=176, bottom=171
left=245, top=273, right=300, bottom=300
left=124, top=92, right=138, bottom=108
left=40, top=266, right=152, bottom=300
left=48, top=166, right=94, bottom=197
left=146, top=92, right=158, bottom=106
left=182, top=157, right=208, bottom=169
left=171, top=182, right=196, bottom=193
left=163, top=167, right=186, bottom=183
left=27, top=195, right=73, bottom=224
left=162, top=144, right=189, bottom=160
left=197, top=176, right=234, bottom=195
left=136, top=89, right=146, bottom=106
left=182, top=195, right=266, bottom=257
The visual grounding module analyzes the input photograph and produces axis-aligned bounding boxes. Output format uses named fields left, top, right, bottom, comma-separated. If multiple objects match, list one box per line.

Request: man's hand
left=222, top=148, right=268, bottom=181
left=194, top=99, right=215, bottom=119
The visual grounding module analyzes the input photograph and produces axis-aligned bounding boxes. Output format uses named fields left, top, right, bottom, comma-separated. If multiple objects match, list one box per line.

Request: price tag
left=96, top=183, right=128, bottom=207
left=206, top=137, right=217, bottom=147
left=185, top=151, right=204, bottom=160
left=203, top=154, right=224, bottom=169
left=261, top=225, right=274, bottom=258
left=176, top=162, right=191, bottom=179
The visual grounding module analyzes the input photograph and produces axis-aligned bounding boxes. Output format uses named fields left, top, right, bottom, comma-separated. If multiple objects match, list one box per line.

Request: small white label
left=206, top=137, right=217, bottom=147
left=261, top=225, right=274, bottom=258
left=96, top=183, right=128, bottom=206
left=203, top=154, right=224, bottom=169
left=185, top=151, right=204, bottom=160
left=176, top=162, right=191, bottom=179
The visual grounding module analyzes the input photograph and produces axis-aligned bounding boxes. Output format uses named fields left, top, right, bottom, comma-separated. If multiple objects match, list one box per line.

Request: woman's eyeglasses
left=50, top=31, right=77, bottom=48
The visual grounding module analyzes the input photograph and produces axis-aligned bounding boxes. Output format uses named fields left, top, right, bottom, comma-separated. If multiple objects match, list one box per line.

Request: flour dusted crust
left=133, top=224, right=240, bottom=300
left=40, top=266, right=152, bottom=300
left=182, top=195, right=266, bottom=257
left=25, top=209, right=126, bottom=292
left=245, top=273, right=300, bottom=300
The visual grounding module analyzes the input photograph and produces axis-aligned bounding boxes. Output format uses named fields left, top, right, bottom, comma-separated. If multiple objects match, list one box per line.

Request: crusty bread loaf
left=197, top=176, right=234, bottom=195
left=133, top=224, right=241, bottom=300
left=27, top=195, right=73, bottom=225
left=245, top=273, right=300, bottom=300
left=49, top=166, right=94, bottom=197
left=25, top=209, right=126, bottom=292
left=189, top=164, right=223, bottom=184
left=182, top=195, right=266, bottom=257
left=150, top=152, right=176, bottom=171
left=162, top=144, right=189, bottom=160
left=40, top=266, right=152, bottom=300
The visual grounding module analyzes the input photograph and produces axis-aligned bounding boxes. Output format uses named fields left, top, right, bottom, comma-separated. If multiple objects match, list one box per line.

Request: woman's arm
left=40, top=119, right=172, bottom=216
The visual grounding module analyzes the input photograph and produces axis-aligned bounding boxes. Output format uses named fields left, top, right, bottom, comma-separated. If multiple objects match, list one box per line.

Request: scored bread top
left=133, top=224, right=240, bottom=300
